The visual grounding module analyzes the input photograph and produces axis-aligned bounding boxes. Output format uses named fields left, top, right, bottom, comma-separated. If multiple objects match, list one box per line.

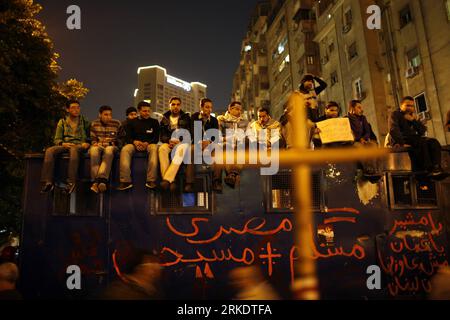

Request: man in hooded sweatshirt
left=248, top=107, right=281, bottom=149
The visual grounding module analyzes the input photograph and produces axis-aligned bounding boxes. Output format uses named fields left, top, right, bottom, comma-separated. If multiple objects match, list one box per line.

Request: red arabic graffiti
left=379, top=212, right=448, bottom=297
left=161, top=208, right=367, bottom=281
left=389, top=212, right=442, bottom=235
left=166, top=217, right=293, bottom=244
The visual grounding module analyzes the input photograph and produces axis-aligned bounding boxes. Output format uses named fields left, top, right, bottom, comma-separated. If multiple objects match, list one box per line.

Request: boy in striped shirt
left=89, top=105, right=122, bottom=193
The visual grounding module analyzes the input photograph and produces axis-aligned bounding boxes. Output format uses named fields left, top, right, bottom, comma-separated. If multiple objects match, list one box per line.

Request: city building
left=232, top=1, right=271, bottom=121
left=134, top=65, right=207, bottom=115
left=232, top=0, right=320, bottom=121
left=313, top=0, right=450, bottom=144
left=376, top=0, right=450, bottom=144
left=313, top=0, right=390, bottom=141
left=266, top=0, right=320, bottom=120
left=234, top=0, right=450, bottom=144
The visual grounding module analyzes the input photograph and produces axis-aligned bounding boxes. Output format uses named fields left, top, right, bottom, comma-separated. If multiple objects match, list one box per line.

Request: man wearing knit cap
left=124, top=107, right=138, bottom=122
left=119, top=107, right=139, bottom=147
left=280, top=74, right=327, bottom=149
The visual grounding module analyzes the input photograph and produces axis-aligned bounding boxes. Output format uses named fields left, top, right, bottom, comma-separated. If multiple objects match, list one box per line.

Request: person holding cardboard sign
left=313, top=102, right=354, bottom=148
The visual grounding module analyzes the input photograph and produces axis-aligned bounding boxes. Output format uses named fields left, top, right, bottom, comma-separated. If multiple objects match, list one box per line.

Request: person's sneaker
left=145, top=181, right=157, bottom=190
left=90, top=183, right=99, bottom=194
left=66, top=182, right=76, bottom=194
left=160, top=180, right=170, bottom=191
left=98, top=182, right=107, bottom=193
left=184, top=183, right=194, bottom=193
left=40, top=183, right=54, bottom=194
left=117, top=182, right=133, bottom=191
left=213, top=180, right=223, bottom=193
left=170, top=182, right=177, bottom=193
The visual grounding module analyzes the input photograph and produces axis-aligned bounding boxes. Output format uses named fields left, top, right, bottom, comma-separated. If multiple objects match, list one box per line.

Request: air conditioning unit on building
left=405, top=66, right=419, bottom=79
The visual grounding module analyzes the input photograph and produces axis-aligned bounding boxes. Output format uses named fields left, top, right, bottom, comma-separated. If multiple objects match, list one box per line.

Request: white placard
left=316, top=118, right=354, bottom=144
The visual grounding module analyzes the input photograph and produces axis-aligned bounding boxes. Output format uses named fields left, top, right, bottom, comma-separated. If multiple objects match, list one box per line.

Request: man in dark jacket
left=185, top=98, right=221, bottom=193
left=348, top=100, right=381, bottom=179
left=158, top=97, right=191, bottom=192
left=389, top=96, right=444, bottom=178
left=118, top=101, right=160, bottom=190
left=348, top=100, right=378, bottom=144
left=119, top=107, right=138, bottom=146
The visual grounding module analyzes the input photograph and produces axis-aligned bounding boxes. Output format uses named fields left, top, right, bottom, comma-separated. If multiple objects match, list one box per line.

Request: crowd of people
left=40, top=97, right=283, bottom=195
left=280, top=74, right=448, bottom=181
left=2, top=79, right=449, bottom=300
left=40, top=74, right=448, bottom=197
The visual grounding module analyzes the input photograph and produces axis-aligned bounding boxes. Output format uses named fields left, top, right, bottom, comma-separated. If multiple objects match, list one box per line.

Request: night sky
left=37, top=0, right=260, bottom=120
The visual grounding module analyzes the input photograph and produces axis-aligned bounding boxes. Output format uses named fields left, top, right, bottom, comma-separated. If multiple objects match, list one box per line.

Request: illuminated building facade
left=232, top=0, right=320, bottom=121
left=134, top=65, right=207, bottom=115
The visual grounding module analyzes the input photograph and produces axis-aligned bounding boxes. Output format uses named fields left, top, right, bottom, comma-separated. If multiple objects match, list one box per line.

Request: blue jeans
left=41, top=145, right=85, bottom=184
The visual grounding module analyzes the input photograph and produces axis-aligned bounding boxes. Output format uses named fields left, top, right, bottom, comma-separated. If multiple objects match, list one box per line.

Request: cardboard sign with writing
left=316, top=118, right=354, bottom=144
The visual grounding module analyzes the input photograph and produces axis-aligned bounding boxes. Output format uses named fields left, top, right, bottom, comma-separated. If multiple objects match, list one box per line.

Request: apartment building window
left=330, top=71, right=338, bottom=86
left=343, top=8, right=352, bottom=33
left=328, top=41, right=335, bottom=54
left=414, top=93, right=428, bottom=113
left=399, top=5, right=412, bottom=28
left=307, top=56, right=315, bottom=65
left=344, top=8, right=353, bottom=25
left=282, top=77, right=292, bottom=93
left=278, top=37, right=288, bottom=55
left=407, top=47, right=421, bottom=68
left=348, top=42, right=358, bottom=60
left=318, top=0, right=334, bottom=16
left=447, top=0, right=450, bottom=21
left=278, top=55, right=290, bottom=73
left=294, top=8, right=316, bottom=22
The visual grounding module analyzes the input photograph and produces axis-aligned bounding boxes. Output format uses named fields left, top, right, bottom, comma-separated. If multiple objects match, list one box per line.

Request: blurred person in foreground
left=0, top=262, right=22, bottom=300
left=429, top=266, right=450, bottom=300
left=100, top=245, right=162, bottom=300
left=229, top=266, right=279, bottom=300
